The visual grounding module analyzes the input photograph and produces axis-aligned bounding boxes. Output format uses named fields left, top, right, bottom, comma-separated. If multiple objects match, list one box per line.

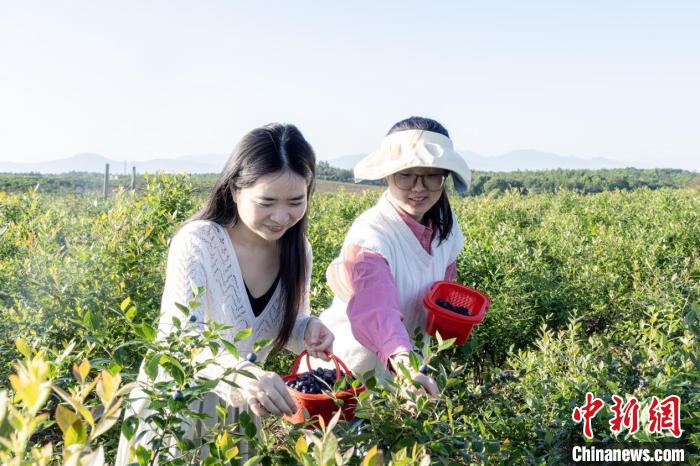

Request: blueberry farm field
left=0, top=176, right=698, bottom=464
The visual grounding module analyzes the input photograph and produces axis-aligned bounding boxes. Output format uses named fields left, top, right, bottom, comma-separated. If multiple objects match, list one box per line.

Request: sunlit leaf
left=363, top=445, right=384, bottom=466
left=55, top=404, right=79, bottom=433
left=120, top=296, right=131, bottom=312
left=64, top=419, right=87, bottom=447
left=72, top=359, right=90, bottom=384
left=252, top=338, right=272, bottom=353
left=16, top=338, right=32, bottom=359
left=234, top=328, right=253, bottom=343
left=295, top=434, right=308, bottom=455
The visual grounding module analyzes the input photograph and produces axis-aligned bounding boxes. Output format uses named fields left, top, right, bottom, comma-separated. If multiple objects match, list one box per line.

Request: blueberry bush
left=0, top=176, right=698, bottom=464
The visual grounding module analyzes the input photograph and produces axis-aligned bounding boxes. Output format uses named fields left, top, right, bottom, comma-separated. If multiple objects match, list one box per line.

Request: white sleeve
left=157, top=231, right=207, bottom=340
left=284, top=240, right=315, bottom=354
left=157, top=230, right=246, bottom=406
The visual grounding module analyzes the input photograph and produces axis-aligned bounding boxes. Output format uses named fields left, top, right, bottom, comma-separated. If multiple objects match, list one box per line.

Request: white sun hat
left=354, top=129, right=471, bottom=194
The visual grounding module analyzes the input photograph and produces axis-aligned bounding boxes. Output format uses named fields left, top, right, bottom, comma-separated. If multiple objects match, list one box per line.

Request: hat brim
left=354, top=146, right=471, bottom=195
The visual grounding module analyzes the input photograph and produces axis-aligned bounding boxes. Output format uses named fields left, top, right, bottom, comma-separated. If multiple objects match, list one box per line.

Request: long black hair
left=188, top=123, right=316, bottom=354
left=387, top=116, right=454, bottom=244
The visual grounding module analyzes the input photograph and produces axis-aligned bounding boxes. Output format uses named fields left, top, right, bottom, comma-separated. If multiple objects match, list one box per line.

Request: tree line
left=0, top=164, right=697, bottom=195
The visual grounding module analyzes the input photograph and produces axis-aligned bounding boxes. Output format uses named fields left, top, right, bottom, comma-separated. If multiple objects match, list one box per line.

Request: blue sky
left=1, top=1, right=698, bottom=170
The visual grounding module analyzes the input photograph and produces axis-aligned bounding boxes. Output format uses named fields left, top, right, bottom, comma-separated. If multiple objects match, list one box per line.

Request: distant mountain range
left=0, top=150, right=652, bottom=175
left=0, top=153, right=228, bottom=175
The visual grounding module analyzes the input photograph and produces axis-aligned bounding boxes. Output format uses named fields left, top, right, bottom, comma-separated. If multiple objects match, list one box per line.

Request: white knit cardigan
left=115, top=220, right=312, bottom=465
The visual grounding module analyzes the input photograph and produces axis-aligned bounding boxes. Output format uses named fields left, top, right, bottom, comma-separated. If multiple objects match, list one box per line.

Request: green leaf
left=0, top=391, right=8, bottom=423
left=203, top=457, right=218, bottom=466
left=435, top=330, right=444, bottom=347
left=56, top=404, right=79, bottom=433
left=72, top=358, right=90, bottom=383
left=215, top=430, right=231, bottom=450
left=108, top=361, right=122, bottom=375
left=221, top=340, right=239, bottom=360
left=252, top=338, right=272, bottom=353
left=216, top=403, right=227, bottom=421
left=189, top=281, right=200, bottom=298
left=242, top=456, right=263, bottom=466
left=163, top=358, right=186, bottom=386
left=121, top=415, right=140, bottom=441
left=83, top=309, right=95, bottom=329
left=188, top=299, right=202, bottom=309
left=91, top=404, right=122, bottom=439
left=238, top=410, right=257, bottom=438
left=438, top=337, right=456, bottom=352
left=64, top=419, right=87, bottom=447
left=485, top=440, right=500, bottom=454
left=321, top=433, right=339, bottom=464
left=174, top=302, right=190, bottom=316
left=234, top=369, right=256, bottom=380
left=51, top=384, right=95, bottom=428
left=397, top=362, right=412, bottom=383
left=145, top=352, right=162, bottom=380
left=135, top=444, right=151, bottom=465
left=135, top=323, right=156, bottom=342
left=295, top=435, right=308, bottom=455
left=408, top=351, right=421, bottom=372
left=113, top=347, right=131, bottom=366
left=224, top=446, right=239, bottom=462
left=234, top=328, right=253, bottom=343
left=120, top=296, right=131, bottom=312
left=125, top=306, right=137, bottom=322
left=363, top=445, right=384, bottom=466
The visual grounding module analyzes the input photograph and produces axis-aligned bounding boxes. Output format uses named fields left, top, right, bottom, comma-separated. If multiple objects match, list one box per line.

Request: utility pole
left=103, top=163, right=109, bottom=198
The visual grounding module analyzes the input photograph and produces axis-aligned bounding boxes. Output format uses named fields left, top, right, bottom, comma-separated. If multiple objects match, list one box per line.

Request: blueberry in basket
left=436, top=298, right=470, bottom=316
left=285, top=367, right=350, bottom=394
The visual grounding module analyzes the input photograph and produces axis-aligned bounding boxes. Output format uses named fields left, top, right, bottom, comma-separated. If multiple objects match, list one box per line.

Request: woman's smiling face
left=386, top=167, right=447, bottom=223
left=233, top=170, right=308, bottom=243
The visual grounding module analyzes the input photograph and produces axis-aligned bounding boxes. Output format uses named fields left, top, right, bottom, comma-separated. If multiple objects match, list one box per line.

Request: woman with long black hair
left=116, top=123, right=334, bottom=464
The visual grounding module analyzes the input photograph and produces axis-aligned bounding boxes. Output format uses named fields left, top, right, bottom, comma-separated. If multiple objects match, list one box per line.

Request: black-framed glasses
left=393, top=172, right=447, bottom=191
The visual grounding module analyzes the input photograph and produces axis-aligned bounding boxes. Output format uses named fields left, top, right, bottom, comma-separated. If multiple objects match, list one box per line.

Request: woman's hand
left=235, top=364, right=296, bottom=418
left=304, top=318, right=334, bottom=361
left=389, top=352, right=439, bottom=399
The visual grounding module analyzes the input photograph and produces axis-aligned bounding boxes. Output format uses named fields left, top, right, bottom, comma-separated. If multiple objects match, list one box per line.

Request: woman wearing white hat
left=319, top=116, right=470, bottom=397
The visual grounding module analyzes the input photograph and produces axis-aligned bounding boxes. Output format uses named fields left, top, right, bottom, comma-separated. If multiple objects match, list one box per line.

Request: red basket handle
left=289, top=350, right=352, bottom=382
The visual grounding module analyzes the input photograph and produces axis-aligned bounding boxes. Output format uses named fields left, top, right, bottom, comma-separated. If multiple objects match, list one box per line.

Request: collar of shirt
left=387, top=196, right=434, bottom=254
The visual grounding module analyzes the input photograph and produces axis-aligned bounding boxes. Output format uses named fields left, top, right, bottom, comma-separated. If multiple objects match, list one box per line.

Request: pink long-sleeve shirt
left=343, top=201, right=457, bottom=367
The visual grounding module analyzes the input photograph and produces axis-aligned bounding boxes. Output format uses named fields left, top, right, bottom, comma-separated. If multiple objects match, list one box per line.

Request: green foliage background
left=2, top=166, right=698, bottom=196
left=0, top=175, right=698, bottom=464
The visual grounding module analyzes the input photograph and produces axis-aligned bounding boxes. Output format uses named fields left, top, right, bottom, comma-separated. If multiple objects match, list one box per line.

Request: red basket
left=282, top=350, right=366, bottom=428
left=423, top=281, right=490, bottom=345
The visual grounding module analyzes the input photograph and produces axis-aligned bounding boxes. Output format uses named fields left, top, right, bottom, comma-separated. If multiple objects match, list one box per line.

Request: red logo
left=572, top=392, right=605, bottom=439
left=647, top=395, right=682, bottom=438
left=609, top=395, right=640, bottom=434
left=572, top=393, right=682, bottom=439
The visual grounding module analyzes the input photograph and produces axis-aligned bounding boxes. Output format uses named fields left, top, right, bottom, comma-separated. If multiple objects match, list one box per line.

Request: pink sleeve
left=445, top=261, right=457, bottom=281
left=343, top=245, right=413, bottom=367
